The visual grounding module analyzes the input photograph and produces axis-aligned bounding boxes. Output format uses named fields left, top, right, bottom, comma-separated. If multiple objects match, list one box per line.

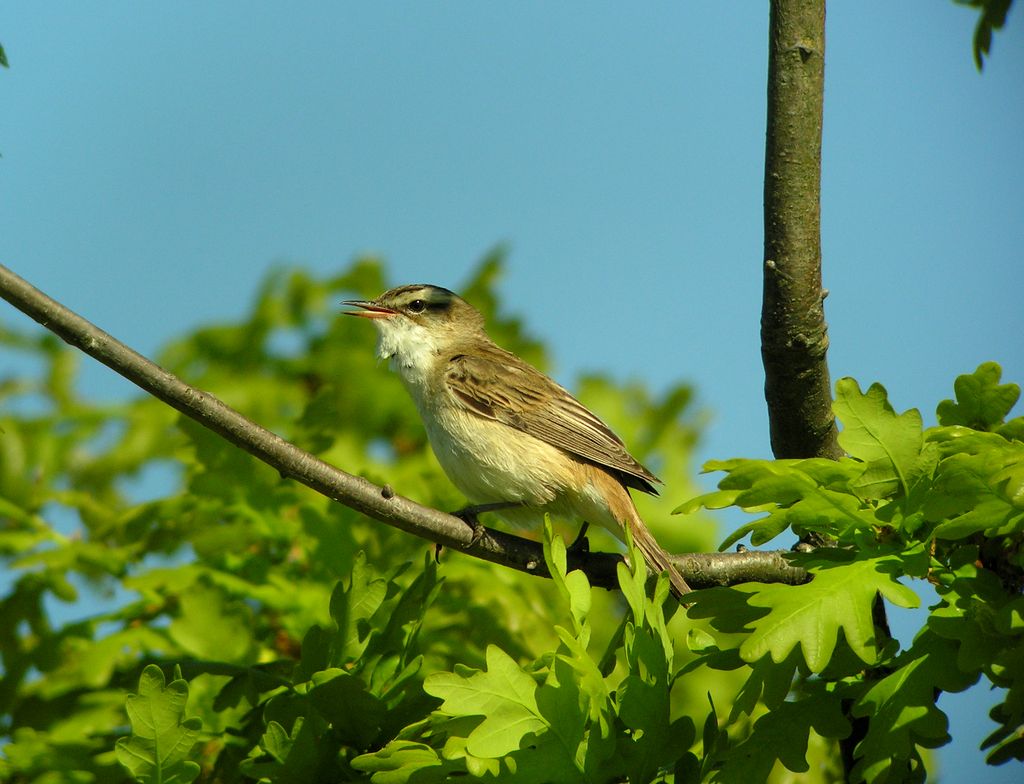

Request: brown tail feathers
left=585, top=462, right=691, bottom=601
left=628, top=515, right=691, bottom=601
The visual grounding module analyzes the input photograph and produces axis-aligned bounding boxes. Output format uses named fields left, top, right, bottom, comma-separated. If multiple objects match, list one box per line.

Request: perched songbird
left=344, top=284, right=689, bottom=599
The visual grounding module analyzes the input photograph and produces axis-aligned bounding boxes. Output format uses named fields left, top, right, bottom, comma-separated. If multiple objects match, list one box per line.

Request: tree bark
left=762, top=0, right=842, bottom=460
left=0, top=262, right=808, bottom=593
left=763, top=4, right=884, bottom=778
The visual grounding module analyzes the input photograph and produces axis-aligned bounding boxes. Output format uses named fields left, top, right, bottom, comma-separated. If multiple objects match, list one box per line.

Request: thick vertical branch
left=763, top=4, right=884, bottom=779
left=762, top=0, right=833, bottom=751
left=761, top=0, right=842, bottom=460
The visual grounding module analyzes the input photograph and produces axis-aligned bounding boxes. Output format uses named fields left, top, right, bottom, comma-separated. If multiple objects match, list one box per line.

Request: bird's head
left=344, top=284, right=485, bottom=367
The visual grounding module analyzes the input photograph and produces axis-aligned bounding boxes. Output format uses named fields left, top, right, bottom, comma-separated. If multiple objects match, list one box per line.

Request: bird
left=344, top=284, right=690, bottom=599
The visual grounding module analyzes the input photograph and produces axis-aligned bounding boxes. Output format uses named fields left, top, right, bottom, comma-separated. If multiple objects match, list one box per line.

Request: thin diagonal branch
left=0, top=262, right=808, bottom=591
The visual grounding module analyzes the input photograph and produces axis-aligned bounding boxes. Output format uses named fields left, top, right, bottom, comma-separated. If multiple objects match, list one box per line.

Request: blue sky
left=2, top=2, right=1022, bottom=780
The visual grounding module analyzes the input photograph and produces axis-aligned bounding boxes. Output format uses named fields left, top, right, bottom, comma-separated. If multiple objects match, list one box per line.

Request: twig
left=0, top=262, right=808, bottom=591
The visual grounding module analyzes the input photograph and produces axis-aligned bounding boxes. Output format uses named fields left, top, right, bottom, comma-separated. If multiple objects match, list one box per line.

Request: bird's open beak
left=342, top=299, right=397, bottom=319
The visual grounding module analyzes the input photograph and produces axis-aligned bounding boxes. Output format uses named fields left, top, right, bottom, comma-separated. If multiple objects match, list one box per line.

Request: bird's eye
left=407, top=299, right=427, bottom=314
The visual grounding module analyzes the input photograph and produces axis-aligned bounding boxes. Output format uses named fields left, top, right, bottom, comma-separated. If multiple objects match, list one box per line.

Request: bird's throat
left=374, top=318, right=444, bottom=388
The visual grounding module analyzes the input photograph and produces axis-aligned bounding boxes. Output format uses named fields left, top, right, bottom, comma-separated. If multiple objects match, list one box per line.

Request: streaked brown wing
left=444, top=349, right=660, bottom=494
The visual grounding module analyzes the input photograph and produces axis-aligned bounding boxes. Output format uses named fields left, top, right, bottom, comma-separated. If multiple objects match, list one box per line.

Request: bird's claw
left=452, top=505, right=490, bottom=548
left=468, top=522, right=487, bottom=547
left=567, top=522, right=591, bottom=555
left=452, top=501, right=526, bottom=547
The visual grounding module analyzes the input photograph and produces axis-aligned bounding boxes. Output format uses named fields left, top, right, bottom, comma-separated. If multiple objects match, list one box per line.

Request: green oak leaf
left=330, top=551, right=390, bottom=663
left=983, top=661, right=1024, bottom=766
left=925, top=440, right=1024, bottom=540
left=680, top=458, right=875, bottom=548
left=533, top=657, right=595, bottom=783
left=423, top=646, right=594, bottom=782
left=852, top=630, right=978, bottom=780
left=717, top=693, right=849, bottom=782
left=937, top=361, right=1020, bottom=430
left=167, top=578, right=254, bottom=663
left=308, top=669, right=386, bottom=748
left=996, top=595, right=1024, bottom=634
left=424, top=645, right=545, bottom=758
left=729, top=651, right=802, bottom=719
left=553, top=626, right=609, bottom=733
left=617, top=624, right=693, bottom=783
left=998, top=416, right=1024, bottom=441
left=240, top=716, right=322, bottom=783
left=834, top=378, right=927, bottom=496
left=543, top=518, right=592, bottom=640
left=737, top=557, right=919, bottom=672
left=351, top=741, right=455, bottom=784
left=115, top=664, right=201, bottom=784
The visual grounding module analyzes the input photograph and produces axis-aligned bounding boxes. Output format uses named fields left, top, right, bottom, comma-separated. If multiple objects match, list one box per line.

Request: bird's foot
left=567, top=522, right=591, bottom=555
left=451, top=504, right=496, bottom=546
left=451, top=501, right=525, bottom=547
